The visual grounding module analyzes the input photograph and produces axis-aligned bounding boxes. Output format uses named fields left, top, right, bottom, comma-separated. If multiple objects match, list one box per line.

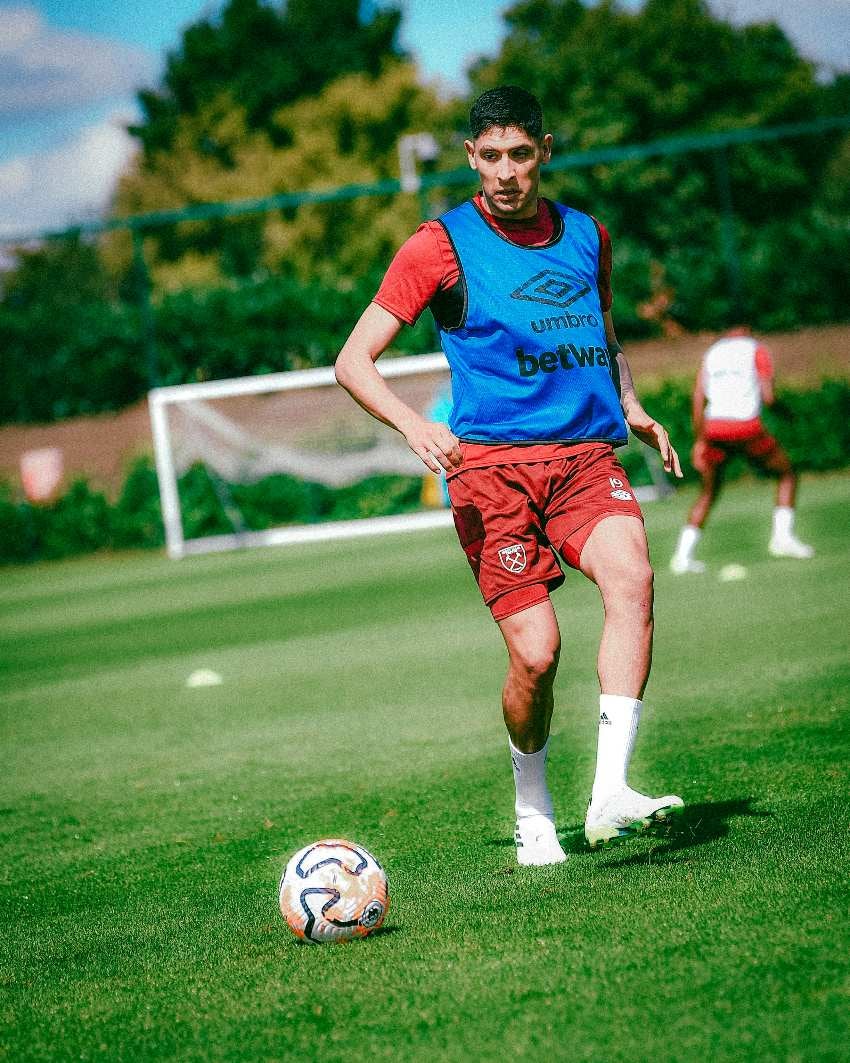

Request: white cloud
left=0, top=4, right=154, bottom=120
left=0, top=112, right=137, bottom=238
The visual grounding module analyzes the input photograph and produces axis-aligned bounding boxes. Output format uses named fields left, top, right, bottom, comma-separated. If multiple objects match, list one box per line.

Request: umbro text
left=530, top=311, right=600, bottom=334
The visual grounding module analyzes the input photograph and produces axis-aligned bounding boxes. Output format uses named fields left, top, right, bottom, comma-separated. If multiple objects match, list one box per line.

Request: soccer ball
left=278, top=839, right=389, bottom=944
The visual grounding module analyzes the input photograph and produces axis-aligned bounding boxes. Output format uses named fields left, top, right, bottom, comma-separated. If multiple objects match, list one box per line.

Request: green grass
left=2, top=473, right=848, bottom=1062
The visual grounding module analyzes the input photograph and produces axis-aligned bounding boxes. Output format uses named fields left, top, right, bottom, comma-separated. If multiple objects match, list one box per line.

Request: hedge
left=1, top=378, right=847, bottom=566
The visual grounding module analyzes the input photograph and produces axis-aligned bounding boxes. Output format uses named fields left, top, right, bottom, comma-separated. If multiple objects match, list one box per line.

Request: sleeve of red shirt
left=592, top=216, right=613, bottom=313
left=374, top=207, right=614, bottom=323
left=372, top=221, right=456, bottom=326
left=754, top=344, right=774, bottom=379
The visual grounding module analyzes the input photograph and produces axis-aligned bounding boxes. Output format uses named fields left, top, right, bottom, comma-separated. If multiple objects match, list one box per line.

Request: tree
left=471, top=0, right=848, bottom=331
left=112, top=63, right=456, bottom=290
left=131, top=0, right=405, bottom=157
left=0, top=236, right=145, bottom=422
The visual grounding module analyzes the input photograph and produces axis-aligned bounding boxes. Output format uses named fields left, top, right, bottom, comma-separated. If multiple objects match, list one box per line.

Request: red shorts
left=447, top=443, right=644, bottom=622
left=693, top=428, right=780, bottom=473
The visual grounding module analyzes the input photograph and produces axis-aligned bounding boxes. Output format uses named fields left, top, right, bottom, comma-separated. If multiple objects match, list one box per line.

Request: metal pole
left=711, top=147, right=745, bottom=319
left=132, top=229, right=160, bottom=388
left=148, top=391, right=186, bottom=559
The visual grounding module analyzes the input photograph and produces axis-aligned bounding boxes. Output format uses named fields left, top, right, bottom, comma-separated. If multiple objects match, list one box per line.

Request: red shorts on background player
left=337, top=86, right=685, bottom=866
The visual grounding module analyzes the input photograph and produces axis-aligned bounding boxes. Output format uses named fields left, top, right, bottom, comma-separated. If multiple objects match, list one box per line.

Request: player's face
left=465, top=125, right=552, bottom=220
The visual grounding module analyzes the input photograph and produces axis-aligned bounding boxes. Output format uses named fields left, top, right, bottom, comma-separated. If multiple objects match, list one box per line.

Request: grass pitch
left=2, top=473, right=848, bottom=1062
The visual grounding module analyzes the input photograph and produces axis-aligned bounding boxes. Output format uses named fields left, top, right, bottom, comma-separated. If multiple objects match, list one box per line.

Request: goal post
left=148, top=353, right=455, bottom=559
left=148, top=351, right=671, bottom=560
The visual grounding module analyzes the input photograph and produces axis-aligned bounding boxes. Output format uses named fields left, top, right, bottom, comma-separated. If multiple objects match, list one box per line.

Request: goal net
left=148, top=351, right=670, bottom=559
left=148, top=353, right=455, bottom=558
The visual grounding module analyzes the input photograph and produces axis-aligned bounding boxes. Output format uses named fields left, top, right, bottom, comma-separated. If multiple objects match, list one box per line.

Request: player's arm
left=603, top=310, right=683, bottom=478
left=755, top=343, right=775, bottom=406
left=692, top=370, right=706, bottom=438
left=335, top=303, right=461, bottom=474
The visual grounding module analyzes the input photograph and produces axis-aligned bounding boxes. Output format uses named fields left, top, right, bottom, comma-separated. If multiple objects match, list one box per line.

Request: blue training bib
left=437, top=199, right=628, bottom=445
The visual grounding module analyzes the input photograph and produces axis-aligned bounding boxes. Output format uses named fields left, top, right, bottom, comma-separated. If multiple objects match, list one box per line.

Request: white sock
left=590, top=694, right=642, bottom=806
left=673, top=524, right=701, bottom=562
left=509, top=737, right=554, bottom=820
left=772, top=506, right=794, bottom=539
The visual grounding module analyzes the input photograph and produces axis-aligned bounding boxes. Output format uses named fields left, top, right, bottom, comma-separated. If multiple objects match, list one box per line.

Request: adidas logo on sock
left=600, top=712, right=612, bottom=725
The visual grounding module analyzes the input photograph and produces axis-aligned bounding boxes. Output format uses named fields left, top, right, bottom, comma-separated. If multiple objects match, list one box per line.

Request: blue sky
left=1, top=0, right=848, bottom=238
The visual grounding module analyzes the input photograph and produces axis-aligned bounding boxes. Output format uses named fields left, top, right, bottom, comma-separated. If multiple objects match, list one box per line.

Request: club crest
left=498, top=542, right=527, bottom=574
left=609, top=475, right=633, bottom=501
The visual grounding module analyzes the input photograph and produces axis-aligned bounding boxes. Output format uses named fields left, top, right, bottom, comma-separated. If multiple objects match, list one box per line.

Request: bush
left=636, top=376, right=850, bottom=480
left=1, top=378, right=847, bottom=566
left=0, top=269, right=438, bottom=424
left=110, top=459, right=165, bottom=549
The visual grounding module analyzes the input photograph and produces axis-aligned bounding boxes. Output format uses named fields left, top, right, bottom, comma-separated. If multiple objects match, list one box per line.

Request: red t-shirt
left=374, top=191, right=613, bottom=326
left=374, top=192, right=617, bottom=471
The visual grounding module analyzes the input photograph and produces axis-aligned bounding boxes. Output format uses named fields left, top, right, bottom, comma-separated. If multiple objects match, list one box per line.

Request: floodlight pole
left=398, top=133, right=439, bottom=219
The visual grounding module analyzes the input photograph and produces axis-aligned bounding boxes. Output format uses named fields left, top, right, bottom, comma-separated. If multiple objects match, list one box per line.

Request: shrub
left=1, top=377, right=847, bottom=565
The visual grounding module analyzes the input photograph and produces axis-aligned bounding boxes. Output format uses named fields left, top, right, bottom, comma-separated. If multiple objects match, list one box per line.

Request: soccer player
left=336, top=86, right=684, bottom=865
left=670, top=326, right=814, bottom=575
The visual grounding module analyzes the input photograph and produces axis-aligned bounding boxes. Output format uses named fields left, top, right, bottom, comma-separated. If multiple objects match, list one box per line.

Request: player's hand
left=627, top=408, right=683, bottom=478
left=402, top=417, right=462, bottom=474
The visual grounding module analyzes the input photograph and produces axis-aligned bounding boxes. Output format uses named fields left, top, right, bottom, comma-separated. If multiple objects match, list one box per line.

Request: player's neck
left=476, top=190, right=544, bottom=225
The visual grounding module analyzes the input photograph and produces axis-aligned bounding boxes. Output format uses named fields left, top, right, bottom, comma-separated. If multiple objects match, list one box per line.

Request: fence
left=3, top=114, right=850, bottom=392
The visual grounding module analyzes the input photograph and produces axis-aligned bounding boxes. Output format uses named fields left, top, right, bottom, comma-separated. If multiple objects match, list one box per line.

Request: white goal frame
left=148, top=353, right=454, bottom=559
left=149, top=350, right=670, bottom=560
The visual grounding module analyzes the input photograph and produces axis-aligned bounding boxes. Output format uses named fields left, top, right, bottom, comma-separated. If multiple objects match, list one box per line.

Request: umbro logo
left=511, top=269, right=591, bottom=309
left=600, top=712, right=612, bottom=725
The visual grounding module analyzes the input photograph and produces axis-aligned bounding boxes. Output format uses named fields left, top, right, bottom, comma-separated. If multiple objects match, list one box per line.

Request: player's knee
left=605, top=556, right=654, bottom=615
left=511, top=638, right=561, bottom=685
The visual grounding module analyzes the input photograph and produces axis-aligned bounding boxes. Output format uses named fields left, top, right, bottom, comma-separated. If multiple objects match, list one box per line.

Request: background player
left=336, top=86, right=683, bottom=865
left=670, top=326, right=814, bottom=574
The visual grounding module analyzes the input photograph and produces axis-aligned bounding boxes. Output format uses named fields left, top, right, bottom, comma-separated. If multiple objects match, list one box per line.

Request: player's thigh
left=447, top=465, right=563, bottom=612
left=749, top=436, right=792, bottom=475
left=692, top=437, right=728, bottom=479
left=498, top=598, right=561, bottom=675
left=544, top=446, right=644, bottom=569
left=578, top=514, right=653, bottom=599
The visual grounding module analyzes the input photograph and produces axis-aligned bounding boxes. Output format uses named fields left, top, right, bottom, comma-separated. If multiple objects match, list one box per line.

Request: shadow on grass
left=289, top=924, right=402, bottom=947
left=486, top=796, right=769, bottom=863
left=592, top=796, right=771, bottom=867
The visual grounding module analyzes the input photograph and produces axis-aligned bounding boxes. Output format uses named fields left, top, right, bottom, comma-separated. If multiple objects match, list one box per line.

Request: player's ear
left=464, top=139, right=477, bottom=171
left=541, top=133, right=553, bottom=163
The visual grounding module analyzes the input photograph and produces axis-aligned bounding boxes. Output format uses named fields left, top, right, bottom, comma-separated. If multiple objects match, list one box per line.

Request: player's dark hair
left=469, top=86, right=544, bottom=141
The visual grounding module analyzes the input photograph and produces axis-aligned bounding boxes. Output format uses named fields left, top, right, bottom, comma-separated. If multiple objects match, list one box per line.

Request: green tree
left=131, top=0, right=405, bottom=157
left=113, top=63, right=455, bottom=289
left=472, top=0, right=849, bottom=331
left=0, top=237, right=145, bottom=423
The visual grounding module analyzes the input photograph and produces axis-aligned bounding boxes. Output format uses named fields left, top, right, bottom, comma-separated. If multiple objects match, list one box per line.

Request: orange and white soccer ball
left=279, top=839, right=389, bottom=944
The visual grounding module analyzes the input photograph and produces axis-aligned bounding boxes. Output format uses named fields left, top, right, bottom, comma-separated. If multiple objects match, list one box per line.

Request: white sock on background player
left=769, top=506, right=813, bottom=558
left=670, top=525, right=705, bottom=574
left=772, top=505, right=794, bottom=539
left=509, top=737, right=567, bottom=866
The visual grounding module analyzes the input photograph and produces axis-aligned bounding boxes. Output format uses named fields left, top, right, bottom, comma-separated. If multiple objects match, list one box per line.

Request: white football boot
left=585, top=787, right=684, bottom=848
left=515, top=814, right=568, bottom=866
left=768, top=534, right=814, bottom=560
left=669, top=556, right=706, bottom=575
